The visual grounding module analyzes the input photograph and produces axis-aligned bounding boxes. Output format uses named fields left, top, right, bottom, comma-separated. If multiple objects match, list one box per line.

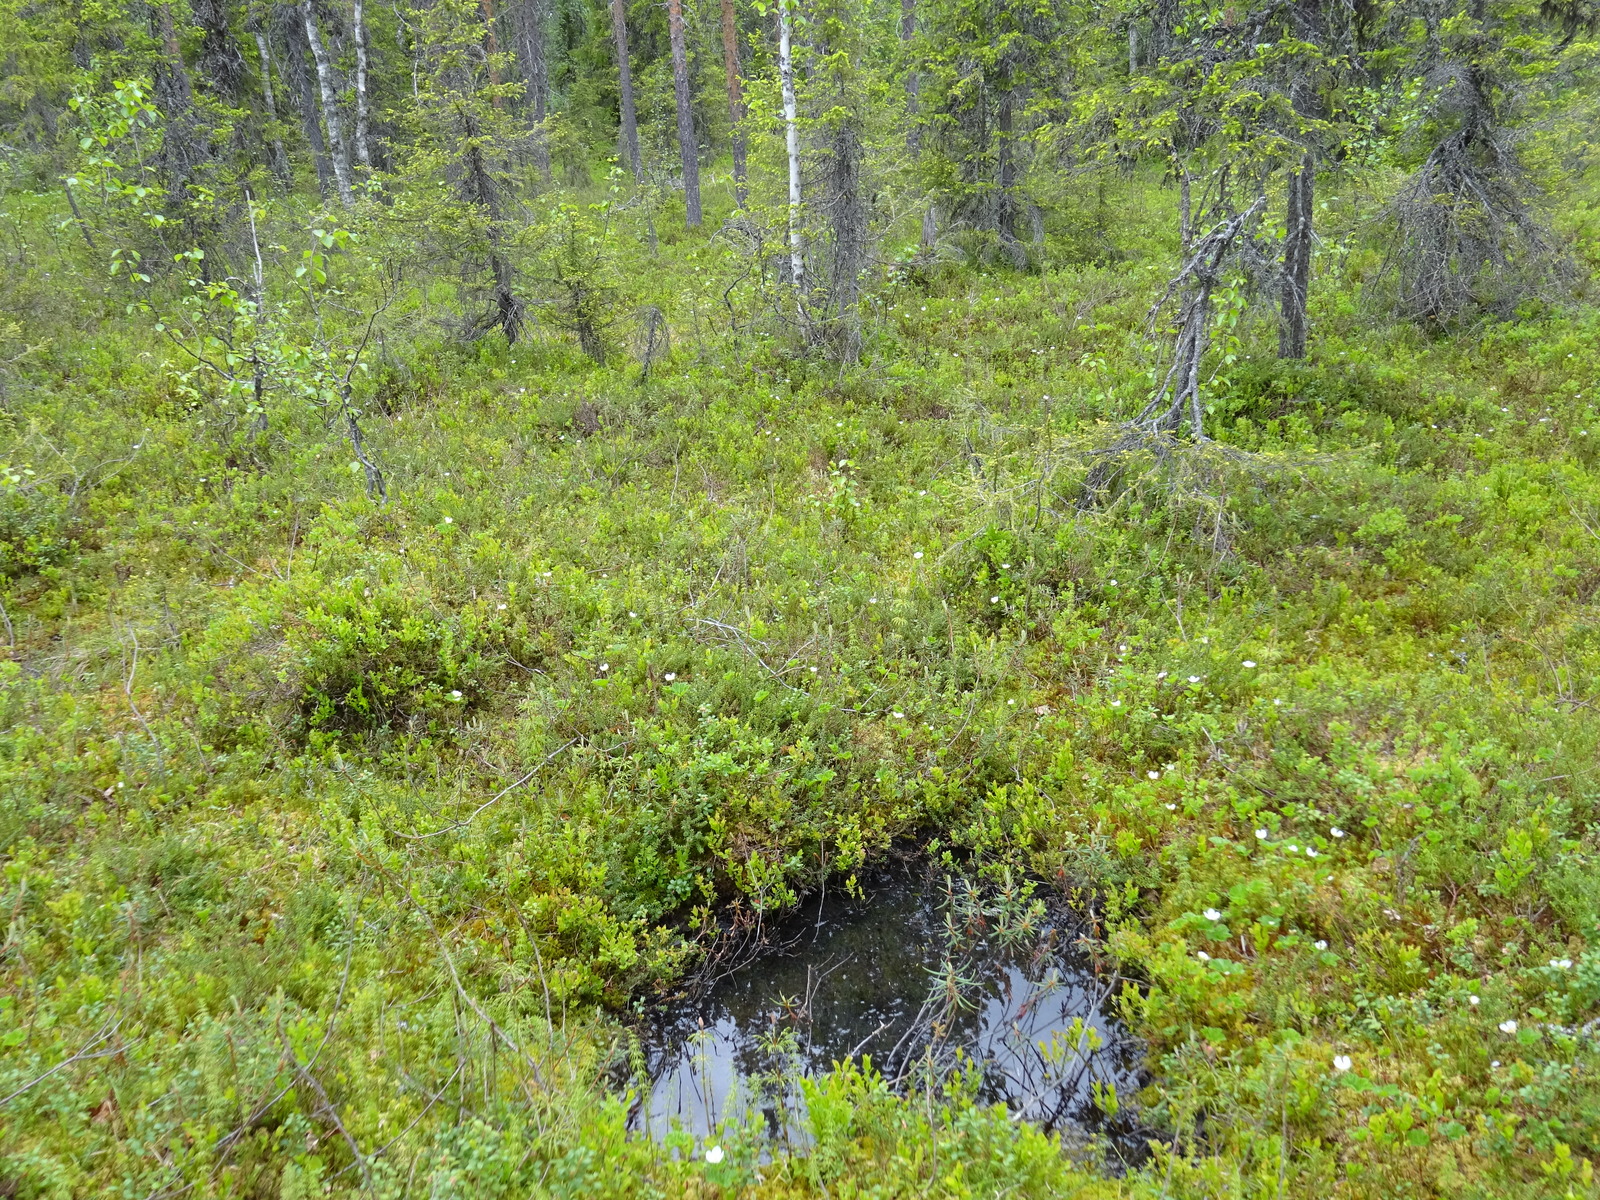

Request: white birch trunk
left=252, top=28, right=293, bottom=184
left=778, top=0, right=803, bottom=293
left=352, top=0, right=373, bottom=170
left=302, top=0, right=354, bottom=206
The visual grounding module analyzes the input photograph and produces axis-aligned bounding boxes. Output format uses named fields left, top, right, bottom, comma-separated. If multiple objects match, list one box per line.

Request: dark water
left=634, top=869, right=1151, bottom=1164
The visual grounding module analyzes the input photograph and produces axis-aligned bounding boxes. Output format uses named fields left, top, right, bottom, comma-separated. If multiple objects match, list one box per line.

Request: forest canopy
left=3, top=0, right=1600, bottom=1195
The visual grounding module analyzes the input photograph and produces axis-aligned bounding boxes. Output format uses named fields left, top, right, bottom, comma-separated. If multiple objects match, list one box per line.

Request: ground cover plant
left=4, top=0, right=1600, bottom=1195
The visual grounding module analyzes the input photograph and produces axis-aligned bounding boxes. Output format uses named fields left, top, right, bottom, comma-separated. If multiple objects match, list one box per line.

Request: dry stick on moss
left=691, top=617, right=811, bottom=695
left=117, top=622, right=166, bottom=772
left=143, top=915, right=362, bottom=1200
left=328, top=1062, right=466, bottom=1185
left=367, top=858, right=547, bottom=1097
left=0, top=1015, right=126, bottom=1108
left=278, top=1012, right=375, bottom=1193
left=393, top=739, right=575, bottom=840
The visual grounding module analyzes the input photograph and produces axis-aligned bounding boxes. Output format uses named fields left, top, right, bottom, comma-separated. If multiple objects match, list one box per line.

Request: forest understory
left=4, top=0, right=1600, bottom=1195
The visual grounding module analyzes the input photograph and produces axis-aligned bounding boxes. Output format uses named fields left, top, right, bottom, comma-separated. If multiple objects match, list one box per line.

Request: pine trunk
left=1279, top=154, right=1313, bottom=359
left=301, top=0, right=354, bottom=205
left=193, top=0, right=247, bottom=101
left=610, top=0, right=642, bottom=182
left=900, top=0, right=918, bottom=157
left=719, top=0, right=746, bottom=206
left=996, top=89, right=1019, bottom=262
left=480, top=0, right=506, bottom=110
left=151, top=1, right=203, bottom=202
left=520, top=0, right=551, bottom=179
left=667, top=0, right=701, bottom=225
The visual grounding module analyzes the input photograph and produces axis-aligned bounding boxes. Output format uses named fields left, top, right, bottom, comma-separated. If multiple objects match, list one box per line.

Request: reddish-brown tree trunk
left=719, top=0, right=747, bottom=206
left=481, top=0, right=506, bottom=109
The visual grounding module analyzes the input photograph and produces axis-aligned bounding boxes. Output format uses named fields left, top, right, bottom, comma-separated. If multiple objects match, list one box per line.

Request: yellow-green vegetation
left=4, top=0, right=1600, bottom=1193
left=4, top=172, right=1599, bottom=1196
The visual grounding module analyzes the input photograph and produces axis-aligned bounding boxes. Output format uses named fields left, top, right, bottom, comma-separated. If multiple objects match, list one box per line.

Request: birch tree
left=248, top=8, right=294, bottom=186
left=273, top=1, right=334, bottom=198
left=778, top=0, right=804, bottom=293
left=351, top=0, right=374, bottom=170
left=301, top=0, right=354, bottom=204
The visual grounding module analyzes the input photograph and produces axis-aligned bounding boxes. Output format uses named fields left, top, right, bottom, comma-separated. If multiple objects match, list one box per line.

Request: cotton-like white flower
left=868, top=597, right=877, bottom=604
left=1552, top=959, right=1573, bottom=969
left=1196, top=951, right=1211, bottom=961
left=664, top=673, right=676, bottom=682
left=893, top=711, right=904, bottom=718
left=1200, top=636, right=1210, bottom=644
left=1468, top=995, right=1480, bottom=1006
left=1306, top=847, right=1318, bottom=858
left=1109, top=578, right=1118, bottom=585
left=498, top=603, right=508, bottom=610
left=1330, top=827, right=1346, bottom=838
left=1499, top=1020, right=1518, bottom=1034
left=1148, top=770, right=1160, bottom=780
left=1204, top=909, right=1222, bottom=922
left=1255, top=828, right=1268, bottom=840
left=1491, top=1060, right=1500, bottom=1068
left=1156, top=671, right=1168, bottom=680
left=1111, top=700, right=1122, bottom=708
left=704, top=1145, right=725, bottom=1164
left=914, top=551, right=924, bottom=559
left=600, top=663, right=610, bottom=672
left=1001, top=563, right=1011, bottom=569
left=1188, top=676, right=1201, bottom=684
left=1332, top=1055, right=1352, bottom=1073
left=1243, top=660, right=1256, bottom=668
left=990, top=595, right=1000, bottom=603
left=1165, top=803, right=1177, bottom=811
left=1286, top=844, right=1299, bottom=853
left=629, top=611, right=638, bottom=618
left=443, top=515, right=454, bottom=524
left=450, top=690, right=463, bottom=700
left=1314, top=940, right=1328, bottom=950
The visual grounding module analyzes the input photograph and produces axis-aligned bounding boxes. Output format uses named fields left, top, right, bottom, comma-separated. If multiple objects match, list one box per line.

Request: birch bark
left=351, top=0, right=373, bottom=168
left=301, top=0, right=354, bottom=205
left=778, top=0, right=803, bottom=292
left=251, top=24, right=294, bottom=185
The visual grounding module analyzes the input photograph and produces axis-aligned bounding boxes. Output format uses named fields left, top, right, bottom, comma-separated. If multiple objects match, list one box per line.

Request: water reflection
left=636, top=870, right=1150, bottom=1162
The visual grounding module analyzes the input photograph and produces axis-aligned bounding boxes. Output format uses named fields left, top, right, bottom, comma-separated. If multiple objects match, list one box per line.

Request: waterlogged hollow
left=634, top=868, right=1152, bottom=1164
